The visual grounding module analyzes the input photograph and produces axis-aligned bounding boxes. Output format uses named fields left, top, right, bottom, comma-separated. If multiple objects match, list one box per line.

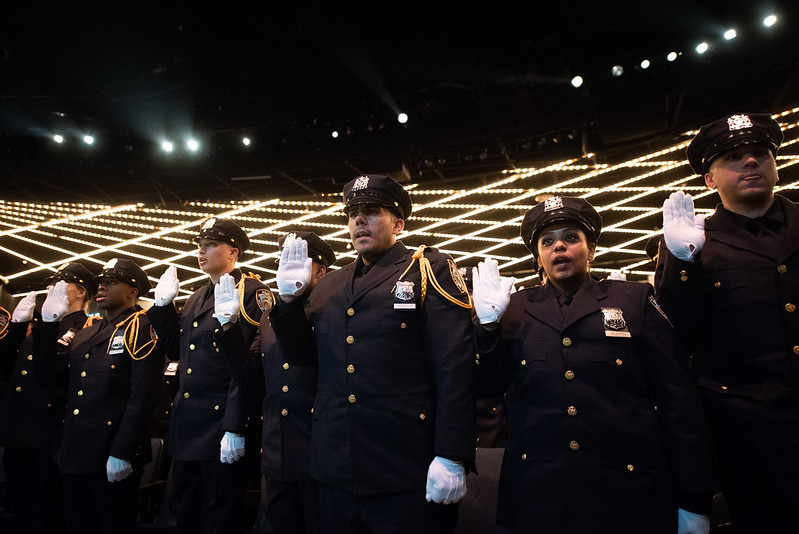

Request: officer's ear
left=392, top=217, right=405, bottom=235
left=587, top=241, right=597, bottom=262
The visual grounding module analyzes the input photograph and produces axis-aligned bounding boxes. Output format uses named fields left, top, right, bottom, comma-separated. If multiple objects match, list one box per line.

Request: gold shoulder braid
left=0, top=305, right=9, bottom=340
left=236, top=272, right=262, bottom=326
left=397, top=246, right=472, bottom=309
left=111, top=310, right=158, bottom=360
left=83, top=315, right=102, bottom=329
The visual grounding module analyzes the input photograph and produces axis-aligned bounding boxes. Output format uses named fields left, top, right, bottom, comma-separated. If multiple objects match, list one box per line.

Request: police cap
left=192, top=217, right=251, bottom=255
left=45, top=262, right=98, bottom=295
left=520, top=196, right=602, bottom=254
left=342, top=174, right=412, bottom=219
left=278, top=231, right=337, bottom=267
left=95, top=258, right=152, bottom=297
left=686, top=112, right=783, bottom=175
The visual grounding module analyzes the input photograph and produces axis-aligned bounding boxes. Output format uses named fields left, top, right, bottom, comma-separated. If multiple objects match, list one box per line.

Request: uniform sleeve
left=269, top=297, right=317, bottom=366
left=30, top=321, right=70, bottom=387
left=635, top=284, right=715, bottom=512
left=0, top=322, right=29, bottom=386
left=146, top=304, right=182, bottom=360
left=109, top=316, right=164, bottom=460
left=473, top=321, right=514, bottom=398
left=214, top=322, right=265, bottom=411
left=422, top=254, right=476, bottom=466
left=654, top=244, right=704, bottom=354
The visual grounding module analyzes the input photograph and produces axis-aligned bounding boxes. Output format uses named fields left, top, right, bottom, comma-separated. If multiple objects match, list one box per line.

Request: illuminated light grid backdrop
left=2, top=107, right=798, bottom=302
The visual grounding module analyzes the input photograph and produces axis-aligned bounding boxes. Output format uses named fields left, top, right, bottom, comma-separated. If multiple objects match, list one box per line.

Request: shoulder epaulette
left=0, top=305, right=10, bottom=340
left=397, top=245, right=472, bottom=309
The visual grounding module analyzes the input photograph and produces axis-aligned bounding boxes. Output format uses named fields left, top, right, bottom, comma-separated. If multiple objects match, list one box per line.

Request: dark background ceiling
left=2, top=1, right=799, bottom=204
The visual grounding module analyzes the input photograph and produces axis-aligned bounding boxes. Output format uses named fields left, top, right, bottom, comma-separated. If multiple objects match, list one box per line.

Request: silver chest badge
left=601, top=307, right=631, bottom=338
left=393, top=280, right=416, bottom=310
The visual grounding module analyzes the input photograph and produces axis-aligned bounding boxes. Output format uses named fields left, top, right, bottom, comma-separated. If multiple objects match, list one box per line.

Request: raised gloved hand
left=677, top=508, right=709, bottom=534
left=276, top=234, right=312, bottom=300
left=472, top=258, right=516, bottom=324
left=106, top=455, right=133, bottom=482
left=220, top=431, right=245, bottom=464
left=663, top=191, right=705, bottom=261
left=154, top=266, right=179, bottom=306
left=214, top=273, right=240, bottom=326
left=42, top=281, right=69, bottom=323
left=425, top=456, right=467, bottom=504
left=12, top=291, right=36, bottom=323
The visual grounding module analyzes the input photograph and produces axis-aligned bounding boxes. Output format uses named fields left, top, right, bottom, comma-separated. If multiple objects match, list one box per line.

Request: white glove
left=41, top=281, right=69, bottom=323
left=106, top=455, right=133, bottom=482
left=472, top=258, right=516, bottom=324
left=12, top=291, right=36, bottom=323
left=677, top=508, right=709, bottom=534
left=663, top=191, right=705, bottom=261
left=220, top=431, right=245, bottom=464
left=154, top=266, right=179, bottom=306
left=425, top=456, right=466, bottom=504
left=214, top=273, right=240, bottom=325
left=276, top=234, right=312, bottom=298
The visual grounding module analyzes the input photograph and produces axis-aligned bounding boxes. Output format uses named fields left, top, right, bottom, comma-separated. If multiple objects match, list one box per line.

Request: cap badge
left=352, top=176, right=369, bottom=191
left=202, top=218, right=216, bottom=230
left=544, top=196, right=564, bottom=212
left=104, top=258, right=118, bottom=269
left=727, top=114, right=753, bottom=131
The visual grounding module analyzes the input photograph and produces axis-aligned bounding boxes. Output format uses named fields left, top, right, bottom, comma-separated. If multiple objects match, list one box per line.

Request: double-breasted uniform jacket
left=655, top=194, right=799, bottom=507
left=475, top=276, right=715, bottom=534
left=147, top=268, right=268, bottom=461
left=0, top=311, right=87, bottom=453
left=215, top=290, right=317, bottom=481
left=270, top=242, right=476, bottom=495
left=31, top=306, right=163, bottom=474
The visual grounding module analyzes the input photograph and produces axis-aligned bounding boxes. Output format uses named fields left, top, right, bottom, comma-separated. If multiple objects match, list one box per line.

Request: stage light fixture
left=764, top=14, right=777, bottom=27
left=83, top=135, right=95, bottom=145
left=696, top=42, right=709, bottom=53
left=331, top=131, right=339, bottom=138
left=242, top=137, right=251, bottom=146
left=161, top=141, right=174, bottom=152
left=186, top=139, right=199, bottom=152
left=53, top=134, right=64, bottom=143
left=724, top=29, right=737, bottom=40
left=397, top=112, right=408, bottom=124
left=666, top=52, right=678, bottom=62
left=570, top=75, right=583, bottom=88
left=611, top=65, right=624, bottom=77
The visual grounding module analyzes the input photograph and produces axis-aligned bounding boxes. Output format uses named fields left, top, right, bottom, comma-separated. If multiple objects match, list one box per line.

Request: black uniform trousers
left=2, top=447, right=64, bottom=534
left=317, top=484, right=459, bottom=534
left=264, top=476, right=319, bottom=534
left=170, top=458, right=249, bottom=534
left=61, top=467, right=142, bottom=534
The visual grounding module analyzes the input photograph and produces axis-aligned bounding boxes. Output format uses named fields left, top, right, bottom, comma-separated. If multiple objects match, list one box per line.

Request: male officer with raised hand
left=657, top=112, right=799, bottom=532
left=270, top=174, right=475, bottom=533
left=147, top=216, right=270, bottom=534
left=32, top=258, right=163, bottom=534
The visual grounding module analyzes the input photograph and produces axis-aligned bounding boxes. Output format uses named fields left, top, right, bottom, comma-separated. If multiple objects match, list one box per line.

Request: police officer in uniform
left=270, top=174, right=475, bottom=533
left=31, top=257, right=163, bottom=534
left=472, top=196, right=715, bottom=534
left=215, top=231, right=335, bottom=533
left=0, top=262, right=96, bottom=533
left=148, top=217, right=270, bottom=534
left=657, top=112, right=799, bottom=532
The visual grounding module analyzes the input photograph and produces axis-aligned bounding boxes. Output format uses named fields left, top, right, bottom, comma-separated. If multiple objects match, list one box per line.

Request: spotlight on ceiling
left=666, top=51, right=679, bottom=62
left=397, top=112, right=408, bottom=124
left=83, top=135, right=95, bottom=145
left=242, top=137, right=251, bottom=146
left=161, top=141, right=174, bottom=153
left=186, top=139, right=199, bottom=152
left=724, top=28, right=737, bottom=40
left=640, top=59, right=650, bottom=69
left=331, top=131, right=339, bottom=138
left=763, top=14, right=777, bottom=27
left=611, top=65, right=624, bottom=77
left=53, top=134, right=64, bottom=143
left=696, top=42, right=709, bottom=54
left=570, top=75, right=583, bottom=88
